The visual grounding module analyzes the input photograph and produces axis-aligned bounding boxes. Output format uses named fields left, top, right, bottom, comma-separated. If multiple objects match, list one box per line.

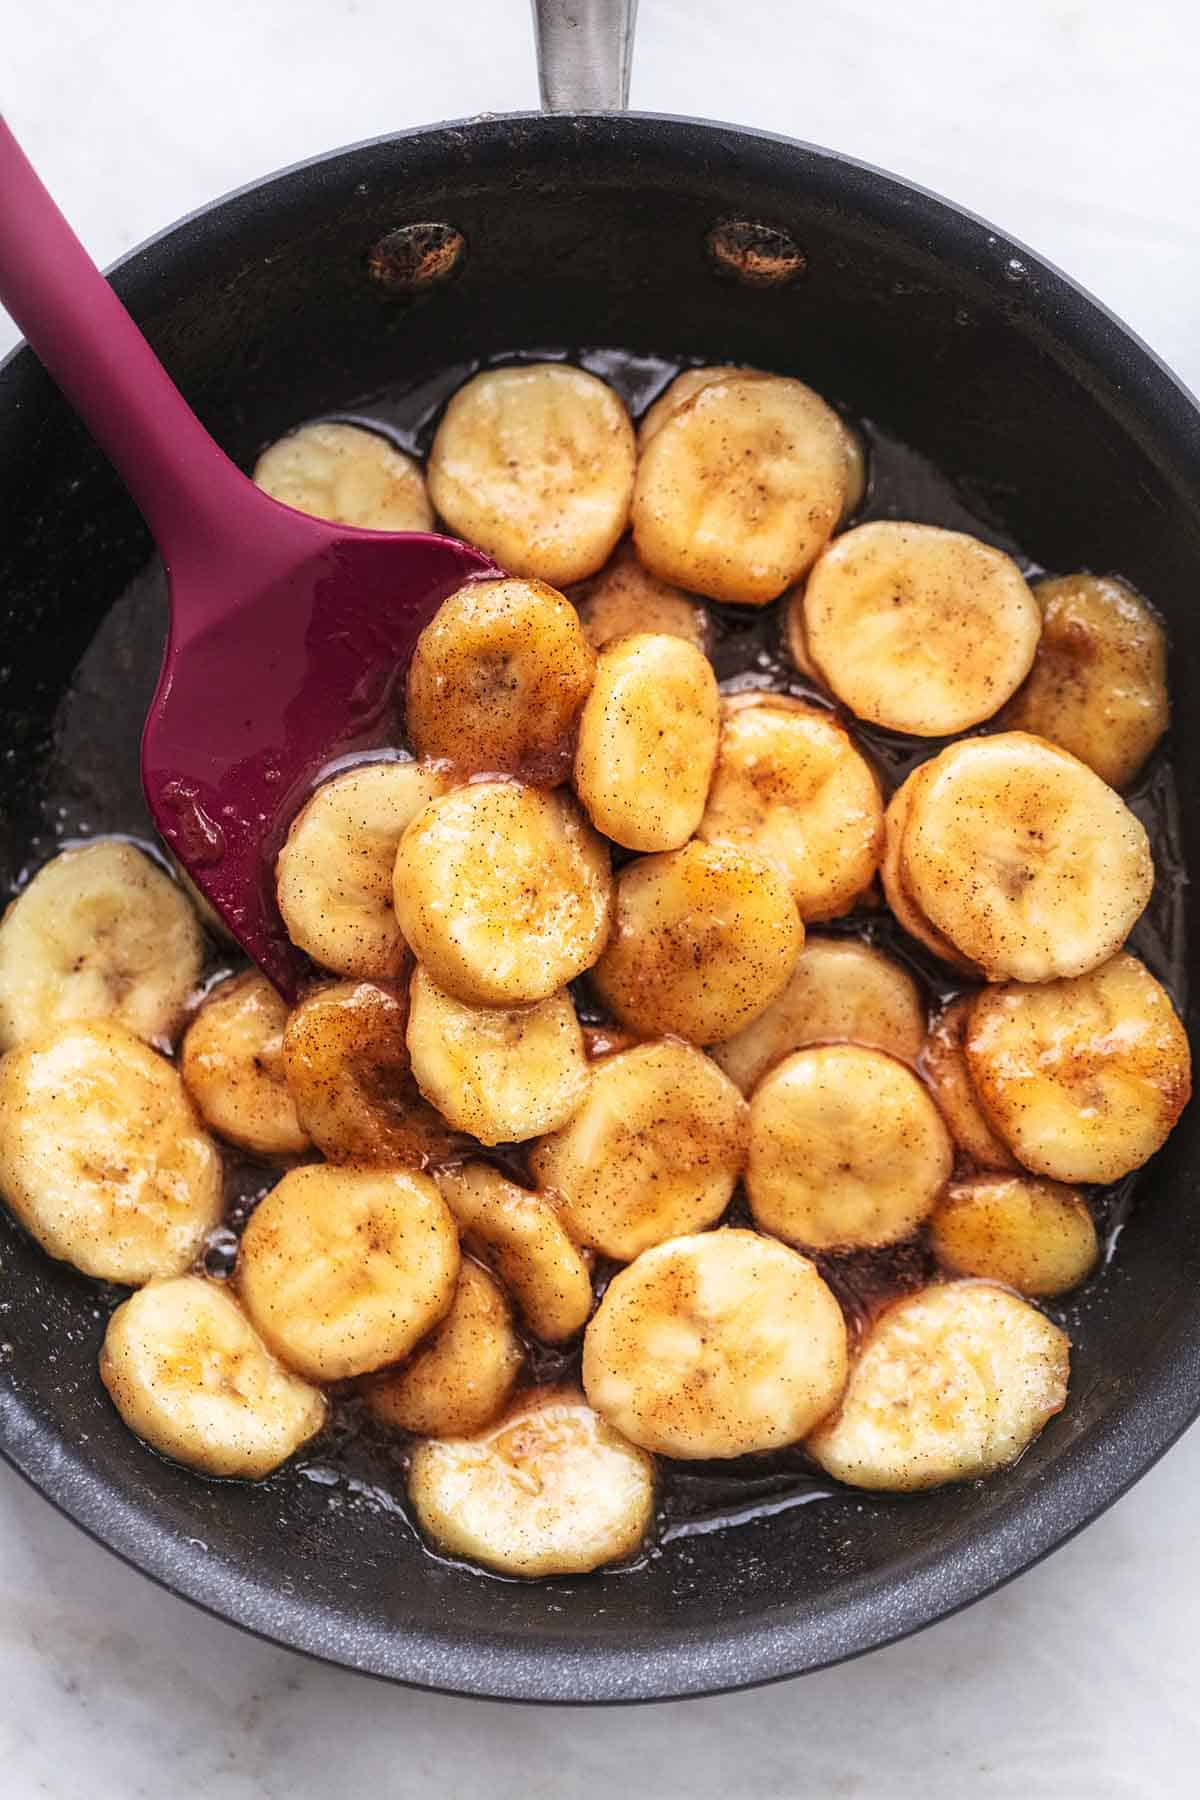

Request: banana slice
left=392, top=781, right=612, bottom=1007
left=276, top=760, right=446, bottom=979
left=100, top=1277, right=327, bottom=1478
left=879, top=769, right=978, bottom=972
left=807, top=1281, right=1070, bottom=1491
left=0, top=1019, right=222, bottom=1284
left=428, top=363, right=636, bottom=586
left=592, top=839, right=803, bottom=1044
left=529, top=1039, right=748, bottom=1260
left=803, top=522, right=1041, bottom=735
left=406, top=965, right=589, bottom=1146
left=282, top=978, right=457, bottom=1168
left=253, top=421, right=433, bottom=531
left=181, top=971, right=310, bottom=1157
left=570, top=539, right=710, bottom=653
left=436, top=1162, right=592, bottom=1344
left=783, top=588, right=824, bottom=684
left=697, top=696, right=883, bottom=921
left=237, top=1165, right=459, bottom=1381
left=405, top=577, right=595, bottom=784
left=0, top=840, right=203, bottom=1052
left=583, top=1229, right=847, bottom=1458
left=1001, top=574, right=1168, bottom=790
left=921, top=997, right=1018, bottom=1172
left=574, top=632, right=721, bottom=852
left=965, top=952, right=1191, bottom=1182
left=362, top=1259, right=522, bottom=1438
left=930, top=1176, right=1099, bottom=1298
left=632, top=373, right=849, bottom=606
left=408, top=1386, right=655, bottom=1578
left=901, top=732, right=1154, bottom=982
left=713, top=935, right=925, bottom=1095
left=747, top=1044, right=952, bottom=1251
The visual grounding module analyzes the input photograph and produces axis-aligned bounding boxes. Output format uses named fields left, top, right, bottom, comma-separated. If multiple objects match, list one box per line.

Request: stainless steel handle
left=531, top=0, right=639, bottom=112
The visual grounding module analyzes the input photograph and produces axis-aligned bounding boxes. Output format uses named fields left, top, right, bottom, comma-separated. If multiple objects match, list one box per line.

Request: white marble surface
left=3, top=1, right=1200, bottom=1792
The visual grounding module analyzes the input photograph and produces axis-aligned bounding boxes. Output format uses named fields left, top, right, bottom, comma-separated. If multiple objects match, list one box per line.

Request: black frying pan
left=1, top=0, right=1199, bottom=1704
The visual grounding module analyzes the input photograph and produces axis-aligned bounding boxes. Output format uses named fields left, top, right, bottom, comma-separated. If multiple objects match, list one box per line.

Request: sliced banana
left=921, top=996, right=1017, bottom=1172
left=713, top=935, right=925, bottom=1095
left=100, top=1277, right=327, bottom=1478
left=965, top=952, right=1191, bottom=1183
left=583, top=1229, right=847, bottom=1458
left=807, top=1281, right=1070, bottom=1491
left=697, top=696, right=883, bottom=921
left=253, top=421, right=433, bottom=531
left=592, top=839, right=803, bottom=1044
left=362, top=1260, right=522, bottom=1438
left=930, top=1176, right=1099, bottom=1298
left=282, top=978, right=457, bottom=1168
left=405, top=577, right=595, bottom=784
left=408, top=1386, right=655, bottom=1578
left=901, top=732, right=1153, bottom=982
left=632, top=372, right=849, bottom=606
left=1001, top=574, right=1168, bottom=790
left=803, top=522, right=1041, bottom=735
left=747, top=1044, right=952, bottom=1252
left=0, top=1019, right=222, bottom=1284
left=437, top=1162, right=593, bottom=1344
left=570, top=539, right=709, bottom=653
left=428, top=363, right=636, bottom=586
left=276, top=760, right=446, bottom=979
left=574, top=632, right=721, bottom=851
left=181, top=971, right=310, bottom=1157
left=783, top=588, right=824, bottom=684
left=879, top=768, right=977, bottom=972
left=237, top=1165, right=459, bottom=1381
left=0, top=840, right=203, bottom=1052
left=392, top=781, right=612, bottom=1007
left=406, top=964, right=589, bottom=1146
left=530, top=1039, right=747, bottom=1260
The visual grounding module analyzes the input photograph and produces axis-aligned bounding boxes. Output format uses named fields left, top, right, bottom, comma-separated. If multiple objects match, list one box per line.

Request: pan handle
left=531, top=0, right=638, bottom=111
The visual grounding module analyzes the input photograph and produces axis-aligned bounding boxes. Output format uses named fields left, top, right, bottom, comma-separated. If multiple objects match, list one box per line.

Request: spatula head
left=142, top=530, right=496, bottom=997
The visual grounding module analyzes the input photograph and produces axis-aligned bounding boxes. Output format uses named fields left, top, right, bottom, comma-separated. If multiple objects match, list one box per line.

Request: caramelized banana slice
left=713, top=936, right=924, bottom=1095
left=583, top=1229, right=847, bottom=1458
left=100, top=1277, right=326, bottom=1478
left=393, top=782, right=612, bottom=1007
left=747, top=1044, right=952, bottom=1251
left=406, top=965, right=589, bottom=1146
left=181, top=971, right=309, bottom=1157
left=697, top=696, right=883, bottom=920
left=0, top=840, right=203, bottom=1052
left=428, top=364, right=636, bottom=585
left=921, top=997, right=1017, bottom=1172
left=901, top=733, right=1153, bottom=982
left=570, top=539, right=709, bottom=653
left=238, top=1165, right=459, bottom=1381
left=276, top=760, right=446, bottom=979
left=437, top=1162, right=593, bottom=1343
left=408, top=1386, right=654, bottom=1577
left=362, top=1260, right=522, bottom=1438
left=1001, top=575, right=1168, bottom=790
left=965, top=953, right=1191, bottom=1182
left=930, top=1176, right=1099, bottom=1298
left=0, top=1020, right=222, bottom=1284
left=803, top=522, right=1041, bottom=735
left=405, top=577, right=595, bottom=784
left=574, top=632, right=720, bottom=851
left=282, top=979, right=457, bottom=1168
left=530, top=1039, right=748, bottom=1260
left=807, top=1282, right=1070, bottom=1491
left=632, top=373, right=849, bottom=605
left=593, top=839, right=803, bottom=1044
left=879, top=768, right=977, bottom=973
left=253, top=421, right=433, bottom=531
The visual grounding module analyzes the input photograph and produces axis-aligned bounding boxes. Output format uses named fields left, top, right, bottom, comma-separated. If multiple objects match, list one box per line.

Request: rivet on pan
left=705, top=219, right=806, bottom=287
left=368, top=223, right=466, bottom=294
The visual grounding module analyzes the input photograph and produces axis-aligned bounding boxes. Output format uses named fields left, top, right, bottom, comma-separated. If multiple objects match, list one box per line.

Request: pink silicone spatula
left=0, top=118, right=495, bottom=997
